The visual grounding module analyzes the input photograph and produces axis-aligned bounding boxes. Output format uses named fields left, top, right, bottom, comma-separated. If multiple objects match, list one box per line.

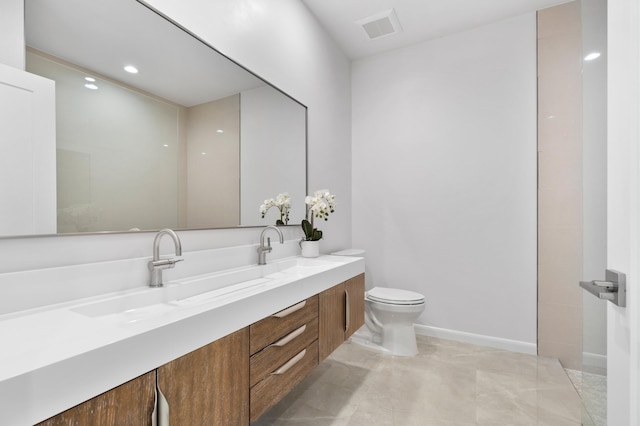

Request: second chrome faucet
left=257, top=225, right=284, bottom=265
left=148, top=228, right=183, bottom=287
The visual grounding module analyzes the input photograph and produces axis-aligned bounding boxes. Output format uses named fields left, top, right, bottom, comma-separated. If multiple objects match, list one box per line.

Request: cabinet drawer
left=250, top=295, right=318, bottom=355
left=250, top=317, right=318, bottom=387
left=250, top=340, right=319, bottom=422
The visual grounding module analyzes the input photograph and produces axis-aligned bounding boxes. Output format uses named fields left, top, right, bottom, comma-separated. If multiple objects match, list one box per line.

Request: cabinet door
left=157, top=328, right=249, bottom=425
left=345, top=274, right=365, bottom=338
left=36, top=371, right=156, bottom=426
left=318, top=282, right=346, bottom=361
left=319, top=274, right=366, bottom=361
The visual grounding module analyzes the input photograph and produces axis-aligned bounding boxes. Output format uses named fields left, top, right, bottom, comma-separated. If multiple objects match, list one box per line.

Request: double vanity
left=0, top=245, right=364, bottom=424
left=3, top=1, right=355, bottom=423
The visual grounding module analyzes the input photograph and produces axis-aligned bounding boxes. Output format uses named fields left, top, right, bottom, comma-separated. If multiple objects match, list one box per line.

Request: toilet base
left=348, top=324, right=418, bottom=357
left=348, top=332, right=392, bottom=355
left=381, top=323, right=418, bottom=356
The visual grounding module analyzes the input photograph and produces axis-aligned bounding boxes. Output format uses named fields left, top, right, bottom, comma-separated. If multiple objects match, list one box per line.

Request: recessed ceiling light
left=201, top=152, right=207, bottom=155
left=216, top=129, right=224, bottom=134
left=163, top=144, right=169, bottom=147
left=124, top=65, right=139, bottom=74
left=584, top=52, right=601, bottom=61
left=84, top=83, right=98, bottom=90
left=85, top=77, right=96, bottom=82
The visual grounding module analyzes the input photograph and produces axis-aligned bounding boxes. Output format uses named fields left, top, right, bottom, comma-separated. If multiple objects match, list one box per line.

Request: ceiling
left=25, top=0, right=265, bottom=107
left=302, top=0, right=570, bottom=59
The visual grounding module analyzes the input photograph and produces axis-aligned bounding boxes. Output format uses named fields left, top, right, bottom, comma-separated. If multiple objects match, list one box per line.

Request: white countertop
left=0, top=254, right=364, bottom=425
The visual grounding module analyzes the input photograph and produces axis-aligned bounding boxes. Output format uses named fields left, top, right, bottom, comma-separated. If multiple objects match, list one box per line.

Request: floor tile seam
left=475, top=387, right=539, bottom=399
left=474, top=368, right=543, bottom=383
left=388, top=406, right=479, bottom=424
left=533, top=382, right=582, bottom=393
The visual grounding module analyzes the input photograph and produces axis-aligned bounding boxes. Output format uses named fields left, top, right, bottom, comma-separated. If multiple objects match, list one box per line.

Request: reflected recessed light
left=201, top=152, right=207, bottom=155
left=163, top=144, right=169, bottom=147
left=216, top=129, right=224, bottom=133
left=84, top=83, right=98, bottom=90
left=584, top=52, right=601, bottom=61
left=85, top=77, right=96, bottom=82
left=124, top=65, right=139, bottom=74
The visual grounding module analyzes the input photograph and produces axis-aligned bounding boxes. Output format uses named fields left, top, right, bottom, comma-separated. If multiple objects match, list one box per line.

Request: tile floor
left=253, top=336, right=586, bottom=425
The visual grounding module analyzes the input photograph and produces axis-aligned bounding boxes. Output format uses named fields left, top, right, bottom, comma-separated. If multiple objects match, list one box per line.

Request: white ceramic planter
left=300, top=240, right=320, bottom=258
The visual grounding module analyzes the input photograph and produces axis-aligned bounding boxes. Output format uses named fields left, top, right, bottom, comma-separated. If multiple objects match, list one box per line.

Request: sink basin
left=72, top=265, right=271, bottom=319
left=70, top=256, right=351, bottom=322
left=71, top=256, right=360, bottom=325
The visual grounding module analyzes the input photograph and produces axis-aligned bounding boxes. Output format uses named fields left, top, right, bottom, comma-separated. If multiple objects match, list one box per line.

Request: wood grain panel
left=250, top=340, right=319, bottom=422
left=157, top=328, right=249, bottom=425
left=250, top=295, right=318, bottom=355
left=250, top=317, right=318, bottom=387
left=318, top=283, right=346, bottom=361
left=36, top=371, right=155, bottom=426
left=346, top=274, right=365, bottom=338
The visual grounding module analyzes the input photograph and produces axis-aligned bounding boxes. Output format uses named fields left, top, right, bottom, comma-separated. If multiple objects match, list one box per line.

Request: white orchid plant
left=302, top=189, right=336, bottom=241
left=260, top=192, right=291, bottom=225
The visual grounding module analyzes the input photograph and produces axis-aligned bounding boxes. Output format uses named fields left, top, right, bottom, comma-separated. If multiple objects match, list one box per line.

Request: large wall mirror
left=23, top=0, right=307, bottom=234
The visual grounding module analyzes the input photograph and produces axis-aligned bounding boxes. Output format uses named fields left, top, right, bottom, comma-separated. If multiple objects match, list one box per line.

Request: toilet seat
left=366, top=287, right=425, bottom=305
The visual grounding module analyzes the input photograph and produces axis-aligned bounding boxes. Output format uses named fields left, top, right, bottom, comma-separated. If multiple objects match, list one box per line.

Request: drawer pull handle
left=272, top=300, right=306, bottom=318
left=345, top=289, right=350, bottom=332
left=269, top=324, right=306, bottom=348
left=271, top=349, right=306, bottom=375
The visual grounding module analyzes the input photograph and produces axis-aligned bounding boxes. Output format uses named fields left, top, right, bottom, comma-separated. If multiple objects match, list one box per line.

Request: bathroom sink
left=70, top=256, right=350, bottom=322
left=71, top=265, right=271, bottom=319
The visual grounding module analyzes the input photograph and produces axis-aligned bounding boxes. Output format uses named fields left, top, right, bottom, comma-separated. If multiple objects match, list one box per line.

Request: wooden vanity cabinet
left=249, top=295, right=319, bottom=422
left=36, top=274, right=364, bottom=425
left=36, top=371, right=156, bottom=426
left=319, top=273, right=365, bottom=361
left=37, top=328, right=249, bottom=426
left=157, top=328, right=249, bottom=425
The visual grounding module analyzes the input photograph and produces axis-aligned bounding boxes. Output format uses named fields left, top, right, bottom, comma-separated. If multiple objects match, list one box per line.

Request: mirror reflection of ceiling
left=23, top=0, right=307, bottom=235
left=25, top=0, right=265, bottom=107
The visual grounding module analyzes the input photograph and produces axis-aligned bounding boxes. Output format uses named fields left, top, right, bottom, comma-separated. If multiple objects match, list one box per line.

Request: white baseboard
left=414, top=324, right=537, bottom=355
left=582, top=351, right=607, bottom=370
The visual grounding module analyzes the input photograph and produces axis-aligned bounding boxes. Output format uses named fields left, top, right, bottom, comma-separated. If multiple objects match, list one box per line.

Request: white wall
left=27, top=51, right=181, bottom=233
left=0, top=62, right=56, bottom=236
left=606, top=0, right=639, bottom=423
left=140, top=0, right=352, bottom=252
left=352, top=14, right=538, bottom=346
left=240, top=86, right=307, bottom=227
left=186, top=95, right=240, bottom=228
left=0, top=0, right=23, bottom=69
left=0, top=0, right=351, bottom=272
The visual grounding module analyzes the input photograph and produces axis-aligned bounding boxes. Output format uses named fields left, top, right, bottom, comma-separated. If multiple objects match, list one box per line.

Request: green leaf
left=301, top=219, right=322, bottom=241
left=301, top=219, right=313, bottom=238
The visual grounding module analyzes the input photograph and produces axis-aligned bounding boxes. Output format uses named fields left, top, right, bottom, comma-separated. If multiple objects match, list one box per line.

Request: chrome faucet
left=148, top=228, right=183, bottom=287
left=257, top=225, right=284, bottom=265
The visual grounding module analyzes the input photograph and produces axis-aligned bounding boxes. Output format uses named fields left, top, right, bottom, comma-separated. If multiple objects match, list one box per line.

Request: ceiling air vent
left=356, top=9, right=403, bottom=40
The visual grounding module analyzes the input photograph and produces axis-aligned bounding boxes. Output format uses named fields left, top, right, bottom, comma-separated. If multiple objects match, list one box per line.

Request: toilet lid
left=367, top=287, right=425, bottom=305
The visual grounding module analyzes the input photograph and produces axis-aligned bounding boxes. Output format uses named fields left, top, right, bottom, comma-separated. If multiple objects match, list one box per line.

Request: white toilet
left=331, top=249, right=426, bottom=357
